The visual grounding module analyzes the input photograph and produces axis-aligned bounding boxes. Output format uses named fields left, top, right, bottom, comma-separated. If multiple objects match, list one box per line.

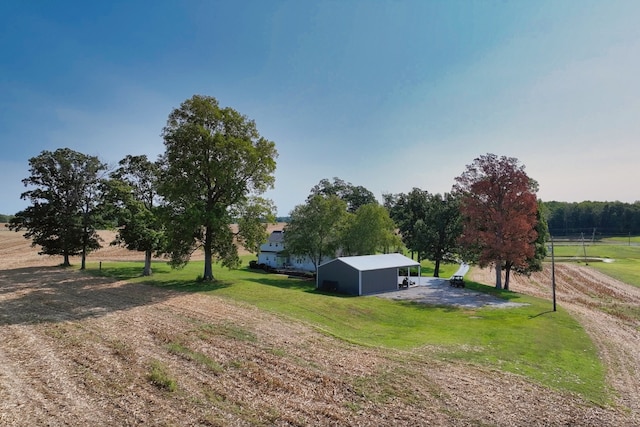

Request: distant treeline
left=545, top=201, right=640, bottom=237
left=0, top=214, right=13, bottom=223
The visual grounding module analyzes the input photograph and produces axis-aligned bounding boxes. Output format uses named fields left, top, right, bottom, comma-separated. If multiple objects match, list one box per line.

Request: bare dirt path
left=0, top=226, right=635, bottom=425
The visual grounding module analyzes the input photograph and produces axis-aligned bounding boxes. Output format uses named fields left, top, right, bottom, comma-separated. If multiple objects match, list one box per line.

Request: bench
left=449, top=275, right=465, bottom=288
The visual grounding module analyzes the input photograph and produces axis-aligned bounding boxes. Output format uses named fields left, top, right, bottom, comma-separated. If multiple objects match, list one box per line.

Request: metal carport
left=317, top=253, right=420, bottom=296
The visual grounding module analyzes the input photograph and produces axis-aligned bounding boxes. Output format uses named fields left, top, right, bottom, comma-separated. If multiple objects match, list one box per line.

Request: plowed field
left=1, top=226, right=637, bottom=426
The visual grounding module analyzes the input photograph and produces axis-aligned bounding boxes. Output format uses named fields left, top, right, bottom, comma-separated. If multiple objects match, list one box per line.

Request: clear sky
left=2, top=1, right=639, bottom=217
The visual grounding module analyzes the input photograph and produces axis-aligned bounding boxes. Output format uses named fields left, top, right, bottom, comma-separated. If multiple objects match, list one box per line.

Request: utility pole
left=551, top=235, right=556, bottom=312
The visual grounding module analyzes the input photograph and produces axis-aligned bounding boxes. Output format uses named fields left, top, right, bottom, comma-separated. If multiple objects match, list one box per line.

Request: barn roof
left=321, top=253, right=419, bottom=272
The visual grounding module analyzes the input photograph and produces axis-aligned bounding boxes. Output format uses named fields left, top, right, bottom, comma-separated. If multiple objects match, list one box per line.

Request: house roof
left=321, top=253, right=419, bottom=272
left=267, top=230, right=284, bottom=243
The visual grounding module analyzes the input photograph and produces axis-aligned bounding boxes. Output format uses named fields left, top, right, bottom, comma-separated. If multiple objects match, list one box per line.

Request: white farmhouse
left=257, top=230, right=328, bottom=272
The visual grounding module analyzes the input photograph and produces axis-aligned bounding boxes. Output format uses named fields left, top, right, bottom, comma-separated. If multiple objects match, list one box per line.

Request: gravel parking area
left=376, top=277, right=528, bottom=308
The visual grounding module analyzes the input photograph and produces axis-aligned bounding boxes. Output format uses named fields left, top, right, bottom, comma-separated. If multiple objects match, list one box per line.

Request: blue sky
left=2, top=1, right=639, bottom=217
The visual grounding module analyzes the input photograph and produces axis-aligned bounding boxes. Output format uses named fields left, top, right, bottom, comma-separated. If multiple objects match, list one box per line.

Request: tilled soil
left=0, top=226, right=637, bottom=425
left=470, top=264, right=640, bottom=424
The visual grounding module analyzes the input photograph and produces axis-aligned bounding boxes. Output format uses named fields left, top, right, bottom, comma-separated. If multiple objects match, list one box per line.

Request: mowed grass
left=552, top=243, right=640, bottom=287
left=87, top=258, right=608, bottom=404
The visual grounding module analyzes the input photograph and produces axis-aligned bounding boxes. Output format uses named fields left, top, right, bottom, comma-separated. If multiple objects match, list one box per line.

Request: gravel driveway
left=375, top=277, right=528, bottom=308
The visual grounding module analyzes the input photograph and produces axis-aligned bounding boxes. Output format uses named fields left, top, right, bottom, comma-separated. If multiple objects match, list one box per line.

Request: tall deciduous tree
left=158, top=95, right=277, bottom=281
left=8, top=148, right=108, bottom=267
left=421, top=192, right=463, bottom=277
left=108, top=155, right=165, bottom=276
left=384, top=188, right=429, bottom=260
left=453, top=153, right=539, bottom=290
left=308, top=177, right=377, bottom=213
left=284, top=195, right=347, bottom=272
left=511, top=204, right=548, bottom=280
left=341, top=203, right=401, bottom=256
left=384, top=189, right=462, bottom=276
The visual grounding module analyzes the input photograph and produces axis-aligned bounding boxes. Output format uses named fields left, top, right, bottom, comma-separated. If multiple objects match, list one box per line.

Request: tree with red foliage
left=453, top=154, right=539, bottom=290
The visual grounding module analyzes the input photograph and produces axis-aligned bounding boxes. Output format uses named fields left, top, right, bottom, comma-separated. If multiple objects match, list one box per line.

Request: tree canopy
left=341, top=203, right=401, bottom=256
left=453, top=153, right=539, bottom=289
left=308, top=177, right=377, bottom=213
left=107, top=154, right=165, bottom=276
left=8, top=148, right=108, bottom=267
left=284, top=195, right=347, bottom=272
left=158, top=95, right=278, bottom=281
left=545, top=200, right=640, bottom=237
left=384, top=189, right=462, bottom=277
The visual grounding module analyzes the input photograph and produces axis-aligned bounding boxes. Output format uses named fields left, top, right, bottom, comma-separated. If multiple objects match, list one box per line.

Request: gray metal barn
left=317, top=253, right=420, bottom=296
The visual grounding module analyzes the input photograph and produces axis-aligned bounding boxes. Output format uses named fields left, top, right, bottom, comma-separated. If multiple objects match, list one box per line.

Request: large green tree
left=384, top=188, right=429, bottom=260
left=453, top=153, right=539, bottom=290
left=158, top=95, right=277, bottom=281
left=107, top=154, right=165, bottom=276
left=420, top=192, right=463, bottom=277
left=384, top=189, right=462, bottom=277
left=308, top=177, right=377, bottom=213
left=284, top=195, right=347, bottom=272
left=8, top=148, right=108, bottom=267
left=341, top=203, right=401, bottom=256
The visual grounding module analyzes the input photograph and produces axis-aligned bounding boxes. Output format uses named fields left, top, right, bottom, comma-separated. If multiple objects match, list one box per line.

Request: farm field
left=1, top=225, right=640, bottom=425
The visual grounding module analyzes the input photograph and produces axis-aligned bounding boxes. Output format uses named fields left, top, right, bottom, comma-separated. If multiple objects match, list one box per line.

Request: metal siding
left=317, top=260, right=359, bottom=295
left=361, top=268, right=398, bottom=295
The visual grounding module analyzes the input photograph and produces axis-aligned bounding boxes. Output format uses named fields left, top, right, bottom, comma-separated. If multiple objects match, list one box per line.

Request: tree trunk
left=495, top=261, right=502, bottom=289
left=434, top=258, right=441, bottom=277
left=203, top=226, right=214, bottom=281
left=504, top=266, right=511, bottom=290
left=63, top=253, right=71, bottom=267
left=143, top=250, right=153, bottom=276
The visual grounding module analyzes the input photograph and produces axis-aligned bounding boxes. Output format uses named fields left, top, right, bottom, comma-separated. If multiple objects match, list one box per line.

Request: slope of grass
left=88, top=259, right=608, bottom=404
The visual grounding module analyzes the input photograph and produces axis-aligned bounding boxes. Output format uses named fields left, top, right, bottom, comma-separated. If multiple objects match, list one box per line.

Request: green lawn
left=87, top=258, right=608, bottom=404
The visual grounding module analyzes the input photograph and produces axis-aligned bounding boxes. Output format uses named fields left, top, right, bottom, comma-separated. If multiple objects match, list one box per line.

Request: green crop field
left=88, top=257, right=608, bottom=403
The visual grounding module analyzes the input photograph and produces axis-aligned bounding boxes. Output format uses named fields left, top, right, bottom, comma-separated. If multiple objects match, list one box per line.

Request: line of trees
left=8, top=95, right=278, bottom=281
left=284, top=154, right=546, bottom=290
left=8, top=92, right=546, bottom=290
left=545, top=200, right=640, bottom=237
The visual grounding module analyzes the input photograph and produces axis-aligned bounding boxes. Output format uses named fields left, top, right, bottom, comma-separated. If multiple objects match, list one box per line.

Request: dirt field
left=1, top=225, right=638, bottom=426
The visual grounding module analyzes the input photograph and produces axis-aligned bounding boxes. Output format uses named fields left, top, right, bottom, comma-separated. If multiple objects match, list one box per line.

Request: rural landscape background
left=3, top=2, right=640, bottom=426
left=2, top=223, right=640, bottom=426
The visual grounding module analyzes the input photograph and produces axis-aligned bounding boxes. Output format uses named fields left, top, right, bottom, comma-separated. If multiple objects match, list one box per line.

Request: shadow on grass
left=90, top=264, right=233, bottom=293
left=141, top=279, right=234, bottom=293
left=397, top=300, right=464, bottom=312
left=464, top=281, right=524, bottom=302
left=93, top=265, right=172, bottom=281
left=243, top=273, right=358, bottom=298
left=529, top=310, right=556, bottom=319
